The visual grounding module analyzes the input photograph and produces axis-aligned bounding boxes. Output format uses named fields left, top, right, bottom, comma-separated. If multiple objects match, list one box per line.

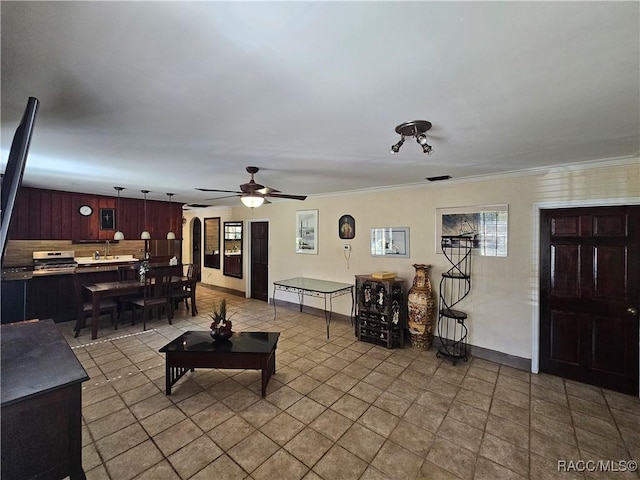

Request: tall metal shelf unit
left=437, top=235, right=473, bottom=364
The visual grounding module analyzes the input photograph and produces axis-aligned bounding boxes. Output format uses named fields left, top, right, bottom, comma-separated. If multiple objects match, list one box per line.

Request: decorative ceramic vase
left=407, top=264, right=436, bottom=349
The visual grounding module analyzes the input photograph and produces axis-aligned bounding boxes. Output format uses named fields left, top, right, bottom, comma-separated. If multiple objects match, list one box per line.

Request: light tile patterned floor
left=60, top=286, right=640, bottom=480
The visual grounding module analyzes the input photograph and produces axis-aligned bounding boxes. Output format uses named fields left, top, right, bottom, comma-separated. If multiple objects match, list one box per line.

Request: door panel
left=540, top=206, right=639, bottom=395
left=551, top=245, right=579, bottom=296
left=250, top=222, right=269, bottom=302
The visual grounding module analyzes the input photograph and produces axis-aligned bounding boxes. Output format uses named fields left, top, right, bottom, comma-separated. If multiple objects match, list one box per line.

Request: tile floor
left=60, top=286, right=640, bottom=480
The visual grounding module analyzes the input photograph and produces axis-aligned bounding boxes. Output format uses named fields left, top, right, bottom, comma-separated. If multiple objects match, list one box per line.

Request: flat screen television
left=1, top=97, right=39, bottom=267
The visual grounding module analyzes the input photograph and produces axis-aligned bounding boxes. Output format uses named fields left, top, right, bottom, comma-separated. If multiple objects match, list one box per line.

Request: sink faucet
left=104, top=240, right=110, bottom=257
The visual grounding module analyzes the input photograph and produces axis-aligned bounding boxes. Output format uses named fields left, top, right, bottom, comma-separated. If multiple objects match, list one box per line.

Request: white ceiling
left=1, top=2, right=638, bottom=207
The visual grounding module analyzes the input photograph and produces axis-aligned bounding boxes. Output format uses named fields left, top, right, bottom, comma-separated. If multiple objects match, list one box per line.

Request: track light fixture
left=390, top=120, right=433, bottom=155
left=390, top=136, right=405, bottom=154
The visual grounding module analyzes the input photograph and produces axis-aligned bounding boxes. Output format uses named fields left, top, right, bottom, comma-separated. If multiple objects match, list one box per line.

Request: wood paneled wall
left=9, top=188, right=183, bottom=241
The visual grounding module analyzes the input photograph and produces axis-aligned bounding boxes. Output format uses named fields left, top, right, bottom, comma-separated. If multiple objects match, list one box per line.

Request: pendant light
left=166, top=193, right=176, bottom=239
left=113, top=186, right=125, bottom=240
left=140, top=190, right=151, bottom=239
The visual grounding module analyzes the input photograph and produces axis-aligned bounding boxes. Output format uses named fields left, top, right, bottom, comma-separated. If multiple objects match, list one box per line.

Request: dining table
left=81, top=275, right=193, bottom=340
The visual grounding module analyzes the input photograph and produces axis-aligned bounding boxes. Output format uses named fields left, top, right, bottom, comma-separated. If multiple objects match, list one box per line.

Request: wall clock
left=78, top=205, right=93, bottom=217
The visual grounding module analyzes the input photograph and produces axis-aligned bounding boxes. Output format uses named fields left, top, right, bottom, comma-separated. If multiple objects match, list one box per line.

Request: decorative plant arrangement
left=210, top=299, right=235, bottom=340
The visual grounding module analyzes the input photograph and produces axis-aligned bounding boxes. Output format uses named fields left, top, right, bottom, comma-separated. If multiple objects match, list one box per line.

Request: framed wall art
left=338, top=214, right=355, bottom=239
left=435, top=204, right=508, bottom=257
left=371, top=227, right=409, bottom=257
left=99, top=208, right=115, bottom=230
left=296, top=209, right=318, bottom=254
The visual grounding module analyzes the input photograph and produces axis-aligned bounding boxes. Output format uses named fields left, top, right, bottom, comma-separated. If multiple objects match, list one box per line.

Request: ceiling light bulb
left=389, top=136, right=405, bottom=155
left=141, top=230, right=151, bottom=239
left=241, top=195, right=265, bottom=208
left=114, top=231, right=125, bottom=240
left=416, top=133, right=428, bottom=146
left=422, top=143, right=433, bottom=154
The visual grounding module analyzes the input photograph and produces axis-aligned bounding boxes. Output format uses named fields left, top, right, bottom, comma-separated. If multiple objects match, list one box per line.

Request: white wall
left=185, top=158, right=640, bottom=361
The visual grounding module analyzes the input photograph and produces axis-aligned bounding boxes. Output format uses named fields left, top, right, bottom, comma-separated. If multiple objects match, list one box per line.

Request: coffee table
left=159, top=331, right=280, bottom=397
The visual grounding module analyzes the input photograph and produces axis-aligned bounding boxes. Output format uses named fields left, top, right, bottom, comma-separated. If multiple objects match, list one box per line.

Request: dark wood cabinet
left=223, top=221, right=242, bottom=278
left=1, top=320, right=89, bottom=480
left=9, top=187, right=183, bottom=241
left=355, top=275, right=406, bottom=348
left=224, top=254, right=242, bottom=277
left=28, top=274, right=77, bottom=322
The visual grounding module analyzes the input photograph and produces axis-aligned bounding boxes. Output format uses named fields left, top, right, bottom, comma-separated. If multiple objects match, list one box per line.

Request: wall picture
left=296, top=209, right=318, bottom=254
left=338, top=214, right=355, bottom=239
left=436, top=204, right=508, bottom=256
left=100, top=208, right=115, bottom=230
left=371, top=227, right=410, bottom=257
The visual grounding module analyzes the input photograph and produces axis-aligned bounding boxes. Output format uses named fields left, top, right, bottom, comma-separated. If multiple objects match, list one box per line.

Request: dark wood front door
left=250, top=222, right=269, bottom=301
left=540, top=206, right=639, bottom=395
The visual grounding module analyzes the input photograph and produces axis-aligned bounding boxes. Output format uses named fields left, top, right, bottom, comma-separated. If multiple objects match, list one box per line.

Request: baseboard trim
left=271, top=298, right=354, bottom=324
left=214, top=293, right=530, bottom=371
left=430, top=336, right=531, bottom=372
left=200, top=283, right=245, bottom=298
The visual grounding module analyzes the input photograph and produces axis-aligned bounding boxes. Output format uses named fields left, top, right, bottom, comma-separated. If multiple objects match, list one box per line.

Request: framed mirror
left=223, top=221, right=243, bottom=278
left=204, top=217, right=220, bottom=269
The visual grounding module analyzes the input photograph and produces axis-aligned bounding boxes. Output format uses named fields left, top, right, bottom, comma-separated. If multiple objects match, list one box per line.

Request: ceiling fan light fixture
left=241, top=194, right=265, bottom=209
left=391, top=120, right=434, bottom=155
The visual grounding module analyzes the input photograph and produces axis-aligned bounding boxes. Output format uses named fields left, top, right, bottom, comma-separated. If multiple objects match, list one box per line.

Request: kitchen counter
left=75, top=255, right=138, bottom=265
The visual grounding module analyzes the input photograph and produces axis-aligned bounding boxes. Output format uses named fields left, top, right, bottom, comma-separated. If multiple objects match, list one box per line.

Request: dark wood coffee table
left=159, top=331, right=280, bottom=397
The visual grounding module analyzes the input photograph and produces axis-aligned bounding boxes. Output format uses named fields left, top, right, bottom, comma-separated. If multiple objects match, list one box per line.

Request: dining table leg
left=91, top=292, right=100, bottom=340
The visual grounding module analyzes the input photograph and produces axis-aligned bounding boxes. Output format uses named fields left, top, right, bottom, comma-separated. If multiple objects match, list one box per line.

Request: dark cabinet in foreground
left=1, top=320, right=89, bottom=480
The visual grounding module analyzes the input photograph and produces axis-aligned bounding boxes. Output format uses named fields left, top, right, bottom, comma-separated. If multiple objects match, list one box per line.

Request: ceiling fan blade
left=240, top=181, right=265, bottom=193
left=196, top=188, right=243, bottom=194
left=256, top=186, right=281, bottom=195
left=184, top=203, right=214, bottom=209
left=204, top=194, right=241, bottom=201
left=267, top=193, right=307, bottom=201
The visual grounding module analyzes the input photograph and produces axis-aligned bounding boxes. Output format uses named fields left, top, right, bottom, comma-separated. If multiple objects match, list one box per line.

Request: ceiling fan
left=196, top=166, right=307, bottom=208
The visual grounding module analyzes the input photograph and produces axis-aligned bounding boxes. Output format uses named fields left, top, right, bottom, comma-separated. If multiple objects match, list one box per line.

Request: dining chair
left=73, top=273, right=118, bottom=338
left=170, top=263, right=200, bottom=318
left=131, top=267, right=173, bottom=331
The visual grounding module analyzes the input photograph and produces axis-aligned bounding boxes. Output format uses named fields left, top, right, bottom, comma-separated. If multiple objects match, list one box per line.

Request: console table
left=1, top=320, right=89, bottom=480
left=272, top=277, right=355, bottom=338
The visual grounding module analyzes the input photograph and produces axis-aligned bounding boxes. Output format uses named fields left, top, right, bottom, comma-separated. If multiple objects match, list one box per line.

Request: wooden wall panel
left=7, top=187, right=183, bottom=241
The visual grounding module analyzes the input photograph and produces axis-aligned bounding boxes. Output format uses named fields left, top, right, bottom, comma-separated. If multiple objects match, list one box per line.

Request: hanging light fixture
left=166, top=193, right=176, bottom=239
left=390, top=120, right=433, bottom=155
left=114, top=187, right=125, bottom=240
left=240, top=193, right=265, bottom=209
left=140, top=190, right=151, bottom=239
